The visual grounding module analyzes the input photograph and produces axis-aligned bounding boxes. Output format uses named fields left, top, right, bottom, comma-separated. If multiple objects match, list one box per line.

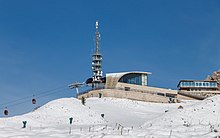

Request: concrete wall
left=79, top=82, right=220, bottom=102
left=177, top=94, right=196, bottom=100
left=105, top=76, right=118, bottom=88
left=179, top=90, right=220, bottom=95
left=177, top=90, right=220, bottom=100
left=78, top=89, right=173, bottom=103
left=115, top=82, right=177, bottom=95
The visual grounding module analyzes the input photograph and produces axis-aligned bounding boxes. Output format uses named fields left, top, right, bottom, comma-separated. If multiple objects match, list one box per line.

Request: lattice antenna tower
left=92, top=20, right=103, bottom=83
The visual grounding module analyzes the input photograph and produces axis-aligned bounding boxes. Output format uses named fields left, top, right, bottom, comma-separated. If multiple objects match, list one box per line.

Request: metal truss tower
left=92, top=21, right=103, bottom=83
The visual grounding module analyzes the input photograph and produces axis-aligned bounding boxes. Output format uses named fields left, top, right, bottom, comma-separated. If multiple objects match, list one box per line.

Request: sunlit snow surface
left=1, top=96, right=220, bottom=137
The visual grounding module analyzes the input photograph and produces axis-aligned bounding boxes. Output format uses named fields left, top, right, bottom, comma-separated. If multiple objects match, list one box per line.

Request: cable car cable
left=0, top=87, right=68, bottom=110
left=0, top=85, right=67, bottom=107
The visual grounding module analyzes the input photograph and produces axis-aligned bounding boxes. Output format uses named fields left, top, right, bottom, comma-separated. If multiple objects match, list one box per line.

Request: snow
left=86, top=97, right=183, bottom=127
left=0, top=98, right=105, bottom=128
left=134, top=96, right=220, bottom=137
left=1, top=96, right=220, bottom=137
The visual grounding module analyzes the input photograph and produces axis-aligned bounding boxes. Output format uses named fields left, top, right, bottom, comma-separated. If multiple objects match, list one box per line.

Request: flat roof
left=179, top=80, right=217, bottom=82
left=106, top=71, right=152, bottom=78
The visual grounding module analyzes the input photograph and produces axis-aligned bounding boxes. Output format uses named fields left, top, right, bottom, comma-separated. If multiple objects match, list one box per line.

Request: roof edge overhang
left=106, top=71, right=152, bottom=78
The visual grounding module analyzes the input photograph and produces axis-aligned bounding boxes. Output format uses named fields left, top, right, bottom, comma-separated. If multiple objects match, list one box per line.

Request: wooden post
left=121, top=127, right=123, bottom=135
left=169, top=129, right=172, bottom=138
left=69, top=126, right=72, bottom=134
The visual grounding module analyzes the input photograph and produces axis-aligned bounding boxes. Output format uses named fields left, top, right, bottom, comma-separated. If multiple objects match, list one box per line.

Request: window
left=125, top=87, right=130, bottom=91
left=189, top=82, right=192, bottom=86
left=210, top=82, right=217, bottom=87
left=119, top=73, right=147, bottom=86
left=205, top=83, right=209, bottom=87
left=183, top=82, right=186, bottom=86
left=181, top=82, right=184, bottom=87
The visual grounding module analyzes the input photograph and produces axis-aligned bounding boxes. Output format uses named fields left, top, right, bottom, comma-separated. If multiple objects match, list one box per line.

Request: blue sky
left=0, top=0, right=220, bottom=116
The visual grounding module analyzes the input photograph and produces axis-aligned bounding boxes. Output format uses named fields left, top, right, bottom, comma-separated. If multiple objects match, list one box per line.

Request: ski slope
left=0, top=96, right=220, bottom=137
left=133, top=95, right=220, bottom=137
left=0, top=98, right=105, bottom=128
left=86, top=97, right=186, bottom=127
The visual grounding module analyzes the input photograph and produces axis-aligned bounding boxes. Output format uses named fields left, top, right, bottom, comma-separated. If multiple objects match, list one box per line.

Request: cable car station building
left=177, top=80, right=220, bottom=99
left=81, top=71, right=178, bottom=103
left=77, top=21, right=220, bottom=102
left=77, top=21, right=178, bottom=103
left=177, top=80, right=218, bottom=91
left=105, top=71, right=150, bottom=89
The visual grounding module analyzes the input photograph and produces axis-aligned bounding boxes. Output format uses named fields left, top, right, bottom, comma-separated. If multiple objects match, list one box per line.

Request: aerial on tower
left=92, top=20, right=103, bottom=83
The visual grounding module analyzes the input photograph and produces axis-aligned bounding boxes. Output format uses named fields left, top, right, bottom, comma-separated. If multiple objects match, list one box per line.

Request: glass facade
left=119, top=73, right=148, bottom=86
left=179, top=81, right=217, bottom=88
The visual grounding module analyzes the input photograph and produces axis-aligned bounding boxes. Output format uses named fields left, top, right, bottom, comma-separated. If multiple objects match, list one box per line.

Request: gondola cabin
left=32, top=98, right=36, bottom=104
left=4, top=109, right=8, bottom=116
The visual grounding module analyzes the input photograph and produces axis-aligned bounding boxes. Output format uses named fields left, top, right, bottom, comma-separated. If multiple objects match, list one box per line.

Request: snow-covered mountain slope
left=86, top=97, right=189, bottom=127
left=130, top=95, right=220, bottom=137
left=2, top=96, right=220, bottom=137
left=0, top=98, right=105, bottom=128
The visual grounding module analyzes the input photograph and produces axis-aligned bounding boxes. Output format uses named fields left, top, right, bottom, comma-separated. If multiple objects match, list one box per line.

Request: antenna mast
left=95, top=21, right=100, bottom=54
left=92, top=20, right=103, bottom=84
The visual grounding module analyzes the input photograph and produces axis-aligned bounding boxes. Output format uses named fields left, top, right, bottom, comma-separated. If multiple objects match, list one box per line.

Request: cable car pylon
left=68, top=82, right=85, bottom=97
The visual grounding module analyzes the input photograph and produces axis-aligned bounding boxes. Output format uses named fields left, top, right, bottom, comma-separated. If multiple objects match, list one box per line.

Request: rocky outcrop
left=206, top=70, right=220, bottom=88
